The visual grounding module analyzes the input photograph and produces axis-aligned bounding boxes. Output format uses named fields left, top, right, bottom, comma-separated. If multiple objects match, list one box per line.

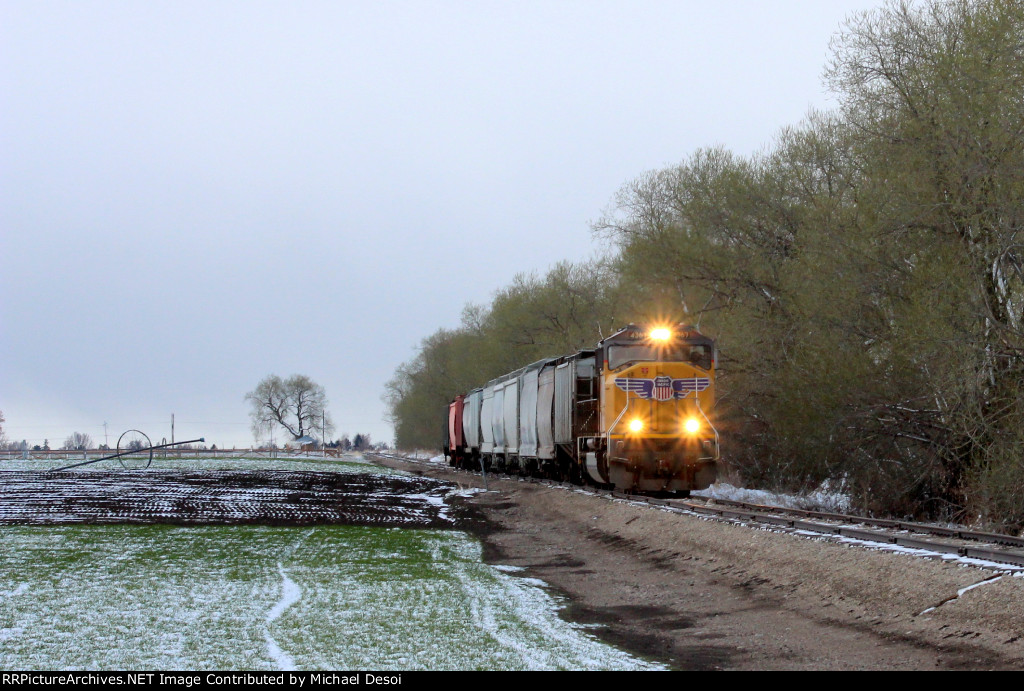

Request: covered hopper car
left=443, top=324, right=719, bottom=493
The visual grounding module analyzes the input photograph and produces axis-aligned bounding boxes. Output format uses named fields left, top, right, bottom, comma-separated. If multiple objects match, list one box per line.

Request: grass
left=0, top=457, right=661, bottom=670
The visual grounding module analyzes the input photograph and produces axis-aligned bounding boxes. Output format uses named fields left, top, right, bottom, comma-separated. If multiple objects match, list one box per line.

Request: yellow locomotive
left=444, top=323, right=719, bottom=494
left=584, top=323, right=718, bottom=492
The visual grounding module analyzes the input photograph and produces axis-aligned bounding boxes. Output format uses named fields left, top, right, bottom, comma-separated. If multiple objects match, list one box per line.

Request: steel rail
left=606, top=490, right=1024, bottom=569
left=657, top=497, right=1024, bottom=570
left=676, top=495, right=1024, bottom=549
left=369, top=453, right=1024, bottom=570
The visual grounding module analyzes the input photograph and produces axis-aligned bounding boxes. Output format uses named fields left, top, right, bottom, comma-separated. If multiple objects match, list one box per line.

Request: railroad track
left=372, top=453, right=1024, bottom=571
left=612, top=490, right=1024, bottom=571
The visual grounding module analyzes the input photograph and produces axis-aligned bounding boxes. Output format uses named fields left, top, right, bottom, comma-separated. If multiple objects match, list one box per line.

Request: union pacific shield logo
left=653, top=375, right=673, bottom=401
left=615, top=377, right=710, bottom=399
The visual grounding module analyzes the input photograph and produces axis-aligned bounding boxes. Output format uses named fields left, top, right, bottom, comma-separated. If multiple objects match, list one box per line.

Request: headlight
left=628, top=418, right=644, bottom=433
left=649, top=327, right=671, bottom=341
left=683, top=418, right=700, bottom=434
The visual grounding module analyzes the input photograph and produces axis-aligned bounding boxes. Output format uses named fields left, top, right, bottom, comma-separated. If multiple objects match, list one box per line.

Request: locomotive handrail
left=607, top=390, right=634, bottom=435
left=694, top=396, right=720, bottom=461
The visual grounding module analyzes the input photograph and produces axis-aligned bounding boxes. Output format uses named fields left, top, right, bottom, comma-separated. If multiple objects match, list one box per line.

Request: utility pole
left=171, top=414, right=175, bottom=445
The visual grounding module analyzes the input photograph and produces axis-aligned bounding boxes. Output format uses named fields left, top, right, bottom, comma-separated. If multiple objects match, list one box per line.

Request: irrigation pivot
left=51, top=432, right=206, bottom=472
left=118, top=429, right=152, bottom=469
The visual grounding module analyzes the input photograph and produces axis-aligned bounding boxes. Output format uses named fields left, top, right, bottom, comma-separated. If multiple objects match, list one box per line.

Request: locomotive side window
left=688, top=345, right=713, bottom=370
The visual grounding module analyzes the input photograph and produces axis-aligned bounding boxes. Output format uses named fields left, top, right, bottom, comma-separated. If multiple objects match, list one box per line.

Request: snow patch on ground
left=264, top=631, right=294, bottom=671
left=694, top=481, right=852, bottom=513
left=789, top=529, right=1024, bottom=573
left=0, top=525, right=658, bottom=670
left=402, top=491, right=456, bottom=523
left=919, top=575, right=1005, bottom=615
left=448, top=487, right=488, bottom=499
left=265, top=563, right=302, bottom=671
left=644, top=498, right=1024, bottom=574
left=957, top=575, right=1003, bottom=597
left=0, top=584, right=28, bottom=602
left=394, top=450, right=438, bottom=461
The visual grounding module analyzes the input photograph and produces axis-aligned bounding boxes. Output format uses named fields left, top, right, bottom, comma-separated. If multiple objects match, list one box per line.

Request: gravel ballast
left=373, top=455, right=1024, bottom=670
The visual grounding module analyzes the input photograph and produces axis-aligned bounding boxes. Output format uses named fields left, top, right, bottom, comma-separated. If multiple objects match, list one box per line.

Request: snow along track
left=371, top=454, right=1024, bottom=572
left=617, top=492, right=1024, bottom=571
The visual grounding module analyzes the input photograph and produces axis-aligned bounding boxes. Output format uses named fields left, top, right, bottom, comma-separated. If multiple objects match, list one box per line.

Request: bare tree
left=0, top=410, right=6, bottom=448
left=62, top=432, right=93, bottom=450
left=246, top=374, right=334, bottom=442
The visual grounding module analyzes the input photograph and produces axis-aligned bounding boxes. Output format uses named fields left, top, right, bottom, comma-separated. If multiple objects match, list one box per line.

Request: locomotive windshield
left=607, top=343, right=713, bottom=371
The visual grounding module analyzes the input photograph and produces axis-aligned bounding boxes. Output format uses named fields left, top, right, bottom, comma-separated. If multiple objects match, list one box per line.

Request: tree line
left=384, top=260, right=623, bottom=450
left=386, top=0, right=1024, bottom=532
left=1, top=430, right=100, bottom=452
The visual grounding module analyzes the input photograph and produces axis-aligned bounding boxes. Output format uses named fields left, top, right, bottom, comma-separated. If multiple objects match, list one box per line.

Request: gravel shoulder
left=371, top=455, right=1024, bottom=670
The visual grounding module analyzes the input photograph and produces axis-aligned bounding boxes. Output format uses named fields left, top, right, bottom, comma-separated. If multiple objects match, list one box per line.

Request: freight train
left=443, top=323, right=719, bottom=494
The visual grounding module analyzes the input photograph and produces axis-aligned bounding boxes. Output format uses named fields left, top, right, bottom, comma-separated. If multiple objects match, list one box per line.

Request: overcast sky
left=1, top=0, right=881, bottom=449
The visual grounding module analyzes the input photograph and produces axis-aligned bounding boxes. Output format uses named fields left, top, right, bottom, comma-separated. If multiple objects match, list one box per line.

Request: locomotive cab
left=582, top=323, right=719, bottom=493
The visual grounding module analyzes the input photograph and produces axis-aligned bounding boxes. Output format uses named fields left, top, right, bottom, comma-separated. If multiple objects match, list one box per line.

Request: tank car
left=444, top=323, right=719, bottom=493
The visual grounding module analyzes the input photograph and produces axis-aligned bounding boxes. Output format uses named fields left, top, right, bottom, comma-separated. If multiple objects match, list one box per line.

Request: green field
left=0, top=457, right=660, bottom=670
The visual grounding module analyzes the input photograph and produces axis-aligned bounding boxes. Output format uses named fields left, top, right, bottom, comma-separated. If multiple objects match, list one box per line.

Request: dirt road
left=371, top=455, right=1024, bottom=670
